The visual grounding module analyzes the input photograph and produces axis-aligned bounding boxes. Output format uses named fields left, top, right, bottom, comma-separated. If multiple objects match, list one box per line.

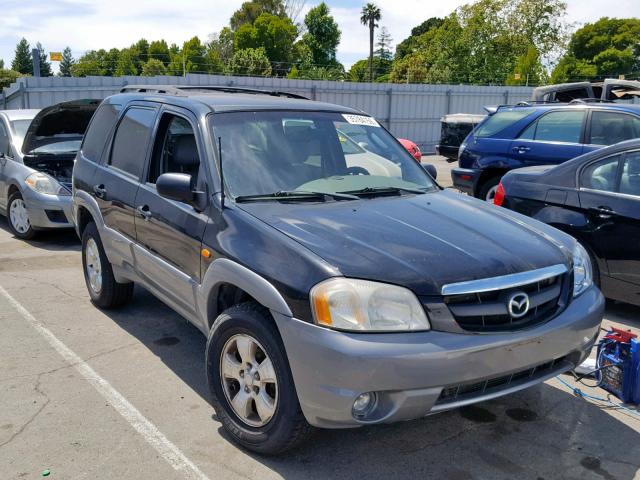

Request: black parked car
left=72, top=85, right=603, bottom=454
left=496, top=139, right=640, bottom=306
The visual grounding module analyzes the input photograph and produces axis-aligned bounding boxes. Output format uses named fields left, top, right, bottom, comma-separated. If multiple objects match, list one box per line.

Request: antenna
left=218, top=136, right=225, bottom=209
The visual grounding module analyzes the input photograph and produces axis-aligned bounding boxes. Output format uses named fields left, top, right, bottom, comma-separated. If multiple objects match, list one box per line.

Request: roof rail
left=120, top=85, right=309, bottom=100
left=568, top=98, right=615, bottom=104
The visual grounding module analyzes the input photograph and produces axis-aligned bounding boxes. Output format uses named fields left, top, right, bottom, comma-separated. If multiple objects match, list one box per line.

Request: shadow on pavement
left=0, top=216, right=80, bottom=252
left=101, top=286, right=640, bottom=480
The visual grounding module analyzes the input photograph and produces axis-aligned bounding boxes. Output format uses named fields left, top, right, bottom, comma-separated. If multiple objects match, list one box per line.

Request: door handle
left=588, top=206, right=617, bottom=219
left=512, top=146, right=530, bottom=154
left=93, top=184, right=107, bottom=199
left=136, top=205, right=152, bottom=221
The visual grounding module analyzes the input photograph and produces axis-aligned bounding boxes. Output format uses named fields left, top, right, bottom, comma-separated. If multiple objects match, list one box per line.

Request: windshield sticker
left=342, top=114, right=380, bottom=127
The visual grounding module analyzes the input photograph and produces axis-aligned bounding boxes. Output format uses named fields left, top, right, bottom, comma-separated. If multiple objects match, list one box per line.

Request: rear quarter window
left=474, top=108, right=535, bottom=137
left=81, top=103, right=122, bottom=162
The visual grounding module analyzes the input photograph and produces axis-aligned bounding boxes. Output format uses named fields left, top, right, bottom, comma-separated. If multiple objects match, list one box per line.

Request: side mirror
left=422, top=163, right=437, bottom=180
left=157, top=172, right=195, bottom=204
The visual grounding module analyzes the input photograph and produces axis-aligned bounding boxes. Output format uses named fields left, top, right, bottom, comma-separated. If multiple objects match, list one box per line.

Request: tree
left=12, top=38, right=32, bottom=74
left=209, top=28, right=235, bottom=64
left=141, top=58, right=167, bottom=76
left=59, top=47, right=75, bottom=77
left=115, top=48, right=139, bottom=76
left=36, top=42, right=53, bottom=76
left=234, top=13, right=298, bottom=73
left=395, top=17, right=443, bottom=59
left=166, top=37, right=208, bottom=75
left=149, top=40, right=170, bottom=65
left=284, top=0, right=306, bottom=24
left=0, top=69, right=22, bottom=89
left=376, top=27, right=393, bottom=62
left=506, top=46, right=546, bottom=85
left=228, top=47, right=272, bottom=76
left=302, top=3, right=341, bottom=67
left=360, top=3, right=381, bottom=82
left=390, top=0, right=570, bottom=85
left=0, top=60, right=4, bottom=69
left=551, top=17, right=640, bottom=81
left=230, top=0, right=286, bottom=30
left=71, top=49, right=118, bottom=76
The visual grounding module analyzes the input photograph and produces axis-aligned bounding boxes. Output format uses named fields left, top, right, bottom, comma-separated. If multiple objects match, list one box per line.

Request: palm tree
left=360, top=3, right=381, bottom=82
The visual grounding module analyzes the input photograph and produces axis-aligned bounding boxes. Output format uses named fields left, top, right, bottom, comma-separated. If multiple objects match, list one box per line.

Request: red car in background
left=398, top=138, right=422, bottom=162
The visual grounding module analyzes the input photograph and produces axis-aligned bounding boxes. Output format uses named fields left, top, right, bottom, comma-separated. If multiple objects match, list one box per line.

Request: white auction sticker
left=342, top=114, right=380, bottom=127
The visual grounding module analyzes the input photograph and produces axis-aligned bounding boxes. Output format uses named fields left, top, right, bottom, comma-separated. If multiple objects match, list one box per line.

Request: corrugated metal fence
left=1, top=74, right=534, bottom=152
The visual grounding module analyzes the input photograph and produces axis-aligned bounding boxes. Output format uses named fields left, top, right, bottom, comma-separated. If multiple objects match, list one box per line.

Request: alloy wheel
left=220, top=333, right=278, bottom=427
left=85, top=238, right=103, bottom=294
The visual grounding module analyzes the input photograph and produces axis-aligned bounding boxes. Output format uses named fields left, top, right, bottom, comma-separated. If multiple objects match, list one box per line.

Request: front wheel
left=81, top=221, right=133, bottom=308
left=7, top=191, right=36, bottom=240
left=206, top=303, right=312, bottom=454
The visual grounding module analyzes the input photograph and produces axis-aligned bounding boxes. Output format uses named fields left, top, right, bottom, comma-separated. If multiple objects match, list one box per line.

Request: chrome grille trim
left=441, top=264, right=568, bottom=296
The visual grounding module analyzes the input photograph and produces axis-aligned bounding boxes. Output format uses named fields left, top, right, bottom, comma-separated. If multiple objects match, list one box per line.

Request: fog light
left=352, top=392, right=376, bottom=418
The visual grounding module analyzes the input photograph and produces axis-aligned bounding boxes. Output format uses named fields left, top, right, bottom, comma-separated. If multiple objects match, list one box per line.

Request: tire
left=206, top=302, right=312, bottom=454
left=81, top=221, right=133, bottom=309
left=7, top=191, right=36, bottom=240
left=477, top=176, right=501, bottom=202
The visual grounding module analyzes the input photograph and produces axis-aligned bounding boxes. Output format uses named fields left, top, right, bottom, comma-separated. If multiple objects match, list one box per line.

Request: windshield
left=475, top=108, right=535, bottom=137
left=210, top=111, right=436, bottom=198
left=10, top=120, right=32, bottom=151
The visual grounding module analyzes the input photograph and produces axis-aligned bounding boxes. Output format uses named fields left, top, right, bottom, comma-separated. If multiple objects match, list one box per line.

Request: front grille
left=443, top=269, right=569, bottom=332
left=436, top=356, right=570, bottom=406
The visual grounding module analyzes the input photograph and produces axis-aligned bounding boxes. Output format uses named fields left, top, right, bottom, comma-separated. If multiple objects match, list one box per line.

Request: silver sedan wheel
left=220, top=333, right=278, bottom=427
left=9, top=198, right=30, bottom=234
left=85, top=238, right=103, bottom=294
left=485, top=185, right=498, bottom=202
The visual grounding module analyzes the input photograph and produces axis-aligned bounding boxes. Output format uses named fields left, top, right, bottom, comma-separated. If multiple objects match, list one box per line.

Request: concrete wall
left=1, top=74, right=534, bottom=152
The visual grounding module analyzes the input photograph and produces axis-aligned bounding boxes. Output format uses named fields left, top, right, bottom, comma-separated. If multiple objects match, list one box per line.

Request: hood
left=238, top=189, right=572, bottom=296
left=22, top=99, right=101, bottom=155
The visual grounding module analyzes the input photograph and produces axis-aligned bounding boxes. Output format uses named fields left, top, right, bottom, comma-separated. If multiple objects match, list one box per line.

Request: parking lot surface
left=1, top=157, right=639, bottom=480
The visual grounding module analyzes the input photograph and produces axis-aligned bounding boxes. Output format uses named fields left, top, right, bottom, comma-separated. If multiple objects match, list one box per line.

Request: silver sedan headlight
left=24, top=172, right=70, bottom=196
left=310, top=278, right=430, bottom=332
left=573, top=243, right=593, bottom=297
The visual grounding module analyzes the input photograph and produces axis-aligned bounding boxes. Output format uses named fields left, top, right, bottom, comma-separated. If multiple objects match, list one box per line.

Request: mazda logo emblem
left=507, top=291, right=530, bottom=318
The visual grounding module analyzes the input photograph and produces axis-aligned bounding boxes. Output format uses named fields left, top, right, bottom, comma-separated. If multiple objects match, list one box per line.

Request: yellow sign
left=50, top=52, right=62, bottom=62
left=514, top=73, right=521, bottom=80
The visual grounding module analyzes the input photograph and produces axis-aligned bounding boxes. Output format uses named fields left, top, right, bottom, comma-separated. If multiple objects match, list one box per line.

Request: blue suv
left=452, top=102, right=640, bottom=201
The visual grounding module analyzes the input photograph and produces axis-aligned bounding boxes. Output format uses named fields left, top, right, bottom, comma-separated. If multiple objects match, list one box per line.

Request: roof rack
left=568, top=98, right=615, bottom=104
left=120, top=85, right=309, bottom=100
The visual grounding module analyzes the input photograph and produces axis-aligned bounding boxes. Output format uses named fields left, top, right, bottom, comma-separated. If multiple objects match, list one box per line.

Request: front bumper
left=273, top=287, right=604, bottom=428
left=22, top=189, right=74, bottom=229
left=451, top=167, right=482, bottom=196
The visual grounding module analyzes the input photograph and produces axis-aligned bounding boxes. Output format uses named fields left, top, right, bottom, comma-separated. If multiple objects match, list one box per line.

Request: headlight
left=573, top=243, right=593, bottom=297
left=24, top=172, right=70, bottom=196
left=310, top=278, right=430, bottom=332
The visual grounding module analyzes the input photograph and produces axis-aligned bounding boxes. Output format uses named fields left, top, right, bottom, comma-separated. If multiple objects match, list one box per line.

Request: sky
left=1, top=0, right=639, bottom=73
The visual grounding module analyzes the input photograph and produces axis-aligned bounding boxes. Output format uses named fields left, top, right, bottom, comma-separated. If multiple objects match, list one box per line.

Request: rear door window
left=588, top=111, right=640, bottom=146
left=620, top=151, right=640, bottom=197
left=474, top=108, right=535, bottom=137
left=81, top=103, right=122, bottom=162
left=519, top=110, right=585, bottom=143
left=581, top=155, right=622, bottom=192
left=109, top=107, right=156, bottom=178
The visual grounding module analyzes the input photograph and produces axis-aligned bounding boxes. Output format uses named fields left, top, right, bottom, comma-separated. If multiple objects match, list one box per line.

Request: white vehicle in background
left=0, top=99, right=99, bottom=239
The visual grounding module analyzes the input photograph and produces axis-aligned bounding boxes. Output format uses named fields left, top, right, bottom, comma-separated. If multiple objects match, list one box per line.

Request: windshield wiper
left=234, top=190, right=359, bottom=203
left=339, top=186, right=427, bottom=197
